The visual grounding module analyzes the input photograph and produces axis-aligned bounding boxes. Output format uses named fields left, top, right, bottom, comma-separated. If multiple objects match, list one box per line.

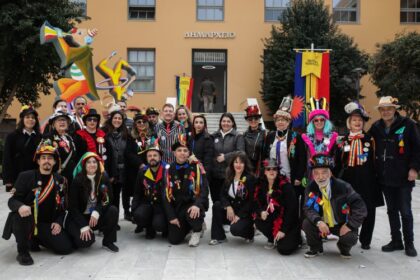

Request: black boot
left=405, top=242, right=418, bottom=257
left=124, top=210, right=132, bottom=222
left=145, top=227, right=156, bottom=240
left=382, top=240, right=404, bottom=252
left=16, top=252, right=34, bottom=266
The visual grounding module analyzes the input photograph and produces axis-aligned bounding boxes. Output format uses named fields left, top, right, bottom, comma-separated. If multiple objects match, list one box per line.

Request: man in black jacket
left=162, top=136, right=209, bottom=246
left=302, top=154, right=367, bottom=259
left=2, top=140, right=73, bottom=265
left=369, top=96, right=420, bottom=257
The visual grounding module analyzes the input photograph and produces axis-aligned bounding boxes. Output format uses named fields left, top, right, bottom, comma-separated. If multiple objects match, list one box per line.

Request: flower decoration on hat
left=344, top=101, right=369, bottom=121
left=309, top=154, right=334, bottom=170
left=244, top=105, right=262, bottom=119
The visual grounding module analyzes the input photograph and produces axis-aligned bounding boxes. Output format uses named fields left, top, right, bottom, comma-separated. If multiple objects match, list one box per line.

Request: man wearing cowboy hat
left=131, top=139, right=169, bottom=239
left=2, top=140, right=73, bottom=265
left=302, top=154, right=367, bottom=259
left=369, top=96, right=420, bottom=257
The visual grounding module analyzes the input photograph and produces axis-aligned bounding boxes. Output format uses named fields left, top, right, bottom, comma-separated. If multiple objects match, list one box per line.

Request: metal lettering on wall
left=184, top=32, right=236, bottom=39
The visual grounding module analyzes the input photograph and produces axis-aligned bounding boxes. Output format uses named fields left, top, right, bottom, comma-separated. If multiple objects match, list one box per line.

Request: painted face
left=177, top=109, right=188, bottom=122
left=162, top=106, right=175, bottom=122
left=312, top=168, right=331, bottom=187
left=378, top=106, right=396, bottom=122
left=313, top=116, right=326, bottom=131
left=53, top=116, right=69, bottom=132
left=275, top=117, right=290, bottom=131
left=37, top=154, right=55, bottom=172
left=194, top=117, right=205, bottom=133
left=233, top=157, right=245, bottom=175
left=247, top=116, right=261, bottom=130
left=221, top=117, right=233, bottom=132
left=23, top=114, right=36, bottom=130
left=349, top=115, right=364, bottom=132
left=111, top=113, right=123, bottom=129
left=264, top=167, right=278, bottom=180
left=56, top=101, right=68, bottom=113
left=85, top=157, right=98, bottom=175
left=147, top=150, right=161, bottom=167
left=174, top=146, right=190, bottom=163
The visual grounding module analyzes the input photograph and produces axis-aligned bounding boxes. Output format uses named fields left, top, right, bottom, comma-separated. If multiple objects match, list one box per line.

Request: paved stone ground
left=0, top=182, right=419, bottom=280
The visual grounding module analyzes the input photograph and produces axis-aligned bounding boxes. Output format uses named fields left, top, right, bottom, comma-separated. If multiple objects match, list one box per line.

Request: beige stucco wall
left=5, top=0, right=420, bottom=124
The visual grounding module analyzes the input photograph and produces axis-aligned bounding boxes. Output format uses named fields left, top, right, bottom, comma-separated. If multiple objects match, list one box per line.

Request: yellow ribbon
left=320, top=187, right=334, bottom=227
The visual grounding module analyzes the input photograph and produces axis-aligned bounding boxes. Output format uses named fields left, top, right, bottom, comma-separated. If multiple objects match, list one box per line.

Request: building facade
left=6, top=0, right=420, bottom=122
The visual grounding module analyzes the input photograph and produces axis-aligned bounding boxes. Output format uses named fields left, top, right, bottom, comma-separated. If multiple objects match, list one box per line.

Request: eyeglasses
left=86, top=117, right=98, bottom=122
left=265, top=167, right=278, bottom=171
left=313, top=118, right=325, bottom=123
left=247, top=117, right=260, bottom=121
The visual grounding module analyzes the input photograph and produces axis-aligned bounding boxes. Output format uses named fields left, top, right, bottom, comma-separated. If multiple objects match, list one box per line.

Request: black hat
left=19, top=105, right=38, bottom=119
left=146, top=107, right=159, bottom=116
left=82, top=109, right=101, bottom=124
left=244, top=105, right=262, bottom=120
left=48, top=110, right=72, bottom=125
left=139, top=137, right=163, bottom=160
left=134, top=110, right=148, bottom=122
left=309, top=154, right=335, bottom=170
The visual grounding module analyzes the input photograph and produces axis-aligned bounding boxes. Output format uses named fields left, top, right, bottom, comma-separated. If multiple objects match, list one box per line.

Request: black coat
left=254, top=176, right=299, bottom=235
left=42, top=132, right=78, bottom=185
left=335, top=133, right=384, bottom=208
left=211, top=129, right=245, bottom=179
left=2, top=130, right=41, bottom=185
left=369, top=114, right=420, bottom=188
left=303, top=177, right=367, bottom=230
left=220, top=174, right=256, bottom=219
left=131, top=163, right=168, bottom=212
left=188, top=132, right=214, bottom=174
left=264, top=130, right=306, bottom=183
left=163, top=162, right=209, bottom=221
left=243, top=126, right=267, bottom=175
left=7, top=170, right=67, bottom=225
left=68, top=172, right=112, bottom=229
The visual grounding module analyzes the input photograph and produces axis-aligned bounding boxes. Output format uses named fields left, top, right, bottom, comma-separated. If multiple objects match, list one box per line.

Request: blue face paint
left=84, top=35, right=93, bottom=45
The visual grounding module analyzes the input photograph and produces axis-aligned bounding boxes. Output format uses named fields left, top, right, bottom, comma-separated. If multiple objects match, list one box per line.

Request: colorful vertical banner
left=176, top=75, right=194, bottom=109
left=293, top=51, right=330, bottom=128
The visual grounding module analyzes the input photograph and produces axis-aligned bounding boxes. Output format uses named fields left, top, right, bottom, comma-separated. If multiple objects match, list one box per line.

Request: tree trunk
left=0, top=84, right=18, bottom=124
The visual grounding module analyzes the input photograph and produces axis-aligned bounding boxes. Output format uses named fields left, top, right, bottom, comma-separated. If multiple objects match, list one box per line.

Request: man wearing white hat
left=369, top=96, right=420, bottom=257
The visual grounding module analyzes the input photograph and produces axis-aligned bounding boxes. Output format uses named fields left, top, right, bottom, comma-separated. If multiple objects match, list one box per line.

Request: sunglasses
left=86, top=117, right=98, bottom=122
left=76, top=103, right=86, bottom=106
left=313, top=118, right=325, bottom=123
left=247, top=117, right=260, bottom=121
left=265, top=167, right=278, bottom=171
left=136, top=120, right=147, bottom=124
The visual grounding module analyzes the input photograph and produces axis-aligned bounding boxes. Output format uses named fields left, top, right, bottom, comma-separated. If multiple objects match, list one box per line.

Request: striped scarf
left=348, top=134, right=365, bottom=167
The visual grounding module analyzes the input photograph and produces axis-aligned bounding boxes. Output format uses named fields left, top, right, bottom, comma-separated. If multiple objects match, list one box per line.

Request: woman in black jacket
left=188, top=114, right=213, bottom=175
left=254, top=159, right=300, bottom=255
left=2, top=106, right=42, bottom=192
left=210, top=113, right=245, bottom=203
left=43, top=110, right=78, bottom=186
left=209, top=151, right=255, bottom=245
left=243, top=105, right=267, bottom=177
left=102, top=109, right=132, bottom=223
left=66, top=152, right=119, bottom=252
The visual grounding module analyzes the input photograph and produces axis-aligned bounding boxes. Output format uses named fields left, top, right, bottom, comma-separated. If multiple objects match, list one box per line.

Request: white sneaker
left=264, top=242, right=275, bottom=249
left=189, top=232, right=201, bottom=247
left=223, top=225, right=230, bottom=233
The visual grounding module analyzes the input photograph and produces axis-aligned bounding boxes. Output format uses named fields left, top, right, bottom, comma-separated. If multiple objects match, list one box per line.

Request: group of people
left=1, top=94, right=419, bottom=266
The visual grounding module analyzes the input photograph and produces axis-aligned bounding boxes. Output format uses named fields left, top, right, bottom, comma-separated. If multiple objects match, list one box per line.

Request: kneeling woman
left=210, top=151, right=256, bottom=245
left=254, top=160, right=300, bottom=255
left=67, top=152, right=119, bottom=252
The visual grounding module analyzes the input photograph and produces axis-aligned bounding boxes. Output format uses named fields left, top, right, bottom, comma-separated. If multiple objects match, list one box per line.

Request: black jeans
left=66, top=205, right=119, bottom=247
left=302, top=218, right=358, bottom=252
left=11, top=213, right=73, bottom=255
left=359, top=206, right=376, bottom=246
left=255, top=217, right=300, bottom=255
left=382, top=186, right=414, bottom=243
left=208, top=177, right=224, bottom=203
left=133, top=203, right=167, bottom=234
left=211, top=201, right=254, bottom=240
left=167, top=205, right=204, bottom=245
